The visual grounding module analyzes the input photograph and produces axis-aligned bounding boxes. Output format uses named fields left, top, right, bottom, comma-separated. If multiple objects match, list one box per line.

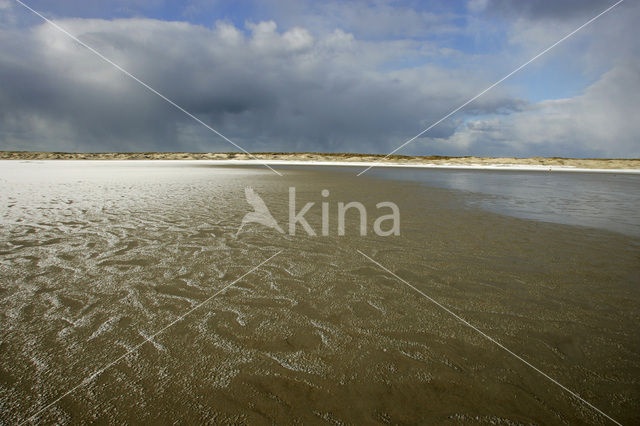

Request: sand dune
left=2, top=151, right=639, bottom=170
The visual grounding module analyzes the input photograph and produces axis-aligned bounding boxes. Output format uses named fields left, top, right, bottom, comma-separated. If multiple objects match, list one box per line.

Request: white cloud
left=432, top=61, right=640, bottom=157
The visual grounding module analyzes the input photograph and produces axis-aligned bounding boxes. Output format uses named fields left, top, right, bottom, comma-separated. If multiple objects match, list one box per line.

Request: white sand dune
left=1, top=152, right=639, bottom=173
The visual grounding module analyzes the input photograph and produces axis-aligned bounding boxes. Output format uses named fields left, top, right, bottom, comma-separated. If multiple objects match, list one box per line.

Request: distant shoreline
left=1, top=151, right=639, bottom=172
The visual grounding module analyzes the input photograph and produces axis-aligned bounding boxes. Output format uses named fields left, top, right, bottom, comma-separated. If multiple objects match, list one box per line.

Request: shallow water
left=0, top=161, right=638, bottom=424
left=366, top=167, right=640, bottom=237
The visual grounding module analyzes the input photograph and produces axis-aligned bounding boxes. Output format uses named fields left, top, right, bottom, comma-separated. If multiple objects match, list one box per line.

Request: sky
left=0, top=0, right=638, bottom=158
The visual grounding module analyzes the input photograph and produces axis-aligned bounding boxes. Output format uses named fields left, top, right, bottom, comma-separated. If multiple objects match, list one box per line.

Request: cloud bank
left=0, top=0, right=638, bottom=157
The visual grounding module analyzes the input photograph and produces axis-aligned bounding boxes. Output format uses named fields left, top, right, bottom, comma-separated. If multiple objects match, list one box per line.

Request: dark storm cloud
left=0, top=18, right=518, bottom=153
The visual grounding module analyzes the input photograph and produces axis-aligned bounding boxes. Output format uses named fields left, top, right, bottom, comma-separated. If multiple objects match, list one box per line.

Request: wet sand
left=0, top=162, right=638, bottom=424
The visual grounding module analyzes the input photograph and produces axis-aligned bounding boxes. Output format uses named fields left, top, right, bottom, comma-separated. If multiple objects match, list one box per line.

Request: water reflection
left=369, top=168, right=640, bottom=237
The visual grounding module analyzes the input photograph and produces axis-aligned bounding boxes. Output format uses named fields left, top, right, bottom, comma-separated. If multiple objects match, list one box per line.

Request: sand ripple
left=0, top=162, right=638, bottom=424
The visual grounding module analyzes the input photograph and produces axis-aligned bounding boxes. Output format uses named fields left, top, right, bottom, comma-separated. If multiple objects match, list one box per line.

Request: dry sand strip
left=1, top=151, right=639, bottom=173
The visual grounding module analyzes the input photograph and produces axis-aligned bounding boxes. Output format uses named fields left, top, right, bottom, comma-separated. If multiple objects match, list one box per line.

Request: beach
left=3, top=0, right=639, bottom=422
left=2, top=151, right=640, bottom=173
left=1, top=161, right=638, bottom=424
